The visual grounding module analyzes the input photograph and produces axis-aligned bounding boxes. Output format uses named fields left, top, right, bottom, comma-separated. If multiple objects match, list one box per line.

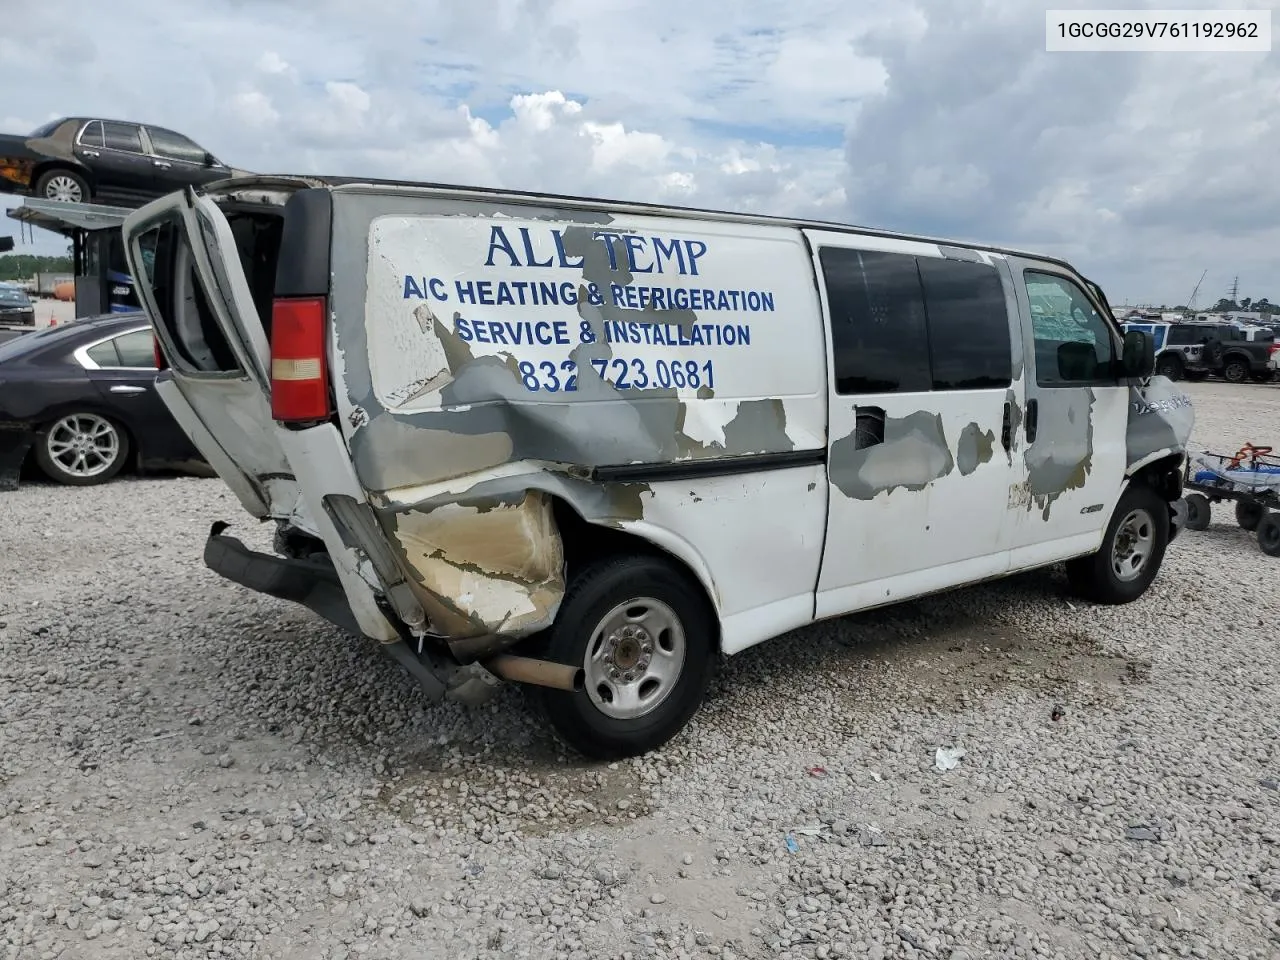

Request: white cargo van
left=121, top=177, right=1194, bottom=759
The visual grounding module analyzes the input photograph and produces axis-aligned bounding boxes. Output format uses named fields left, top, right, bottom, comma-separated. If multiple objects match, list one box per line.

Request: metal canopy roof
left=5, top=197, right=133, bottom=236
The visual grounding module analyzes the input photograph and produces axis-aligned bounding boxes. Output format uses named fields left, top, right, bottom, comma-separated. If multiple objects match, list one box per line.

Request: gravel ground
left=2, top=380, right=1279, bottom=960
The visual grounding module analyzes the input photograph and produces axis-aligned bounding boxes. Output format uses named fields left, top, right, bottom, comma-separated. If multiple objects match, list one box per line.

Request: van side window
left=917, top=258, right=1012, bottom=389
left=819, top=248, right=931, bottom=394
left=1024, top=271, right=1117, bottom=386
left=819, top=248, right=1013, bottom=394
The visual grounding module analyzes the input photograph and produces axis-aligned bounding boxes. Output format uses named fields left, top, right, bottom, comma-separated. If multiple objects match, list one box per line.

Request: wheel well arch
left=31, top=160, right=94, bottom=191
left=1126, top=452, right=1184, bottom=501
left=549, top=495, right=723, bottom=653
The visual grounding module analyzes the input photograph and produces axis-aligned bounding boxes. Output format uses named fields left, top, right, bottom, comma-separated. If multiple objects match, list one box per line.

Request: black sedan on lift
left=0, top=312, right=206, bottom=488
left=0, top=117, right=242, bottom=206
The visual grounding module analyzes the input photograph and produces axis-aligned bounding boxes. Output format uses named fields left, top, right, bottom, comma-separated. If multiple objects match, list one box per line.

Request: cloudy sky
left=2, top=0, right=1277, bottom=306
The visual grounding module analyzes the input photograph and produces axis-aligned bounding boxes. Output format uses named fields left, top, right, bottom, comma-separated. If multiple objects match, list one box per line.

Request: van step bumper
left=204, top=520, right=365, bottom=638
left=201, top=521, right=498, bottom=705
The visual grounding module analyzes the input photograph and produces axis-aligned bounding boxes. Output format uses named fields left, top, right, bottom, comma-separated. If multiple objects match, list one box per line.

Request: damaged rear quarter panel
left=325, top=192, right=829, bottom=641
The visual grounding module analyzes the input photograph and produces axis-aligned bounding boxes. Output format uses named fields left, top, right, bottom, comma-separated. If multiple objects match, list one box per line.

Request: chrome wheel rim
left=47, top=414, right=119, bottom=478
left=1112, top=508, right=1155, bottom=582
left=44, top=175, right=83, bottom=203
left=583, top=598, right=686, bottom=720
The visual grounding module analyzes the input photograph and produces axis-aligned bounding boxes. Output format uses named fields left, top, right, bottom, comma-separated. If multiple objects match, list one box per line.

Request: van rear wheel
left=1066, top=483, right=1170, bottom=604
left=530, top=554, right=715, bottom=760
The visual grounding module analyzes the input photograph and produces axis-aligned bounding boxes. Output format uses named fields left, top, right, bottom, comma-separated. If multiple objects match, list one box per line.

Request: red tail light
left=153, top=332, right=168, bottom=371
left=270, top=297, right=332, bottom=422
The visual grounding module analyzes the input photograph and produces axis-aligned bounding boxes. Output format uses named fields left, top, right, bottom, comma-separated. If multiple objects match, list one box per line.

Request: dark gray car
left=0, top=117, right=248, bottom=206
left=0, top=283, right=35, bottom=326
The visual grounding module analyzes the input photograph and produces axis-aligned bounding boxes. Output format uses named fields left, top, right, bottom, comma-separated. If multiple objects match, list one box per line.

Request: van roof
left=208, top=174, right=1086, bottom=278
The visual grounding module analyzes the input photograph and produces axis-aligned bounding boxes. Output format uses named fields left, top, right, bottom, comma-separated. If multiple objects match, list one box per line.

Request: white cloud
left=256, top=51, right=290, bottom=75
left=0, top=0, right=1276, bottom=304
left=230, top=91, right=279, bottom=128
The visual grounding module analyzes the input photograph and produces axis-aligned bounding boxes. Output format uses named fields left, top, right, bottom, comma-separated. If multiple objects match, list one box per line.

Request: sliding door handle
left=1025, top=399, right=1039, bottom=443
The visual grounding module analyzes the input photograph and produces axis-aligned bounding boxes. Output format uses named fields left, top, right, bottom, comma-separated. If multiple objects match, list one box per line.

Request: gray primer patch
left=956, top=422, right=996, bottom=476
left=381, top=468, right=653, bottom=530
left=1003, top=387, right=1023, bottom=464
left=721, top=399, right=795, bottom=455
left=1024, top=388, right=1094, bottom=519
left=829, top=410, right=954, bottom=501
left=1124, top=377, right=1194, bottom=469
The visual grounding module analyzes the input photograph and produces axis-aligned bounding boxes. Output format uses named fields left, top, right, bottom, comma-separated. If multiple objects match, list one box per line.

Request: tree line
left=1209, top=297, right=1274, bottom=315
left=0, top=254, right=74, bottom=282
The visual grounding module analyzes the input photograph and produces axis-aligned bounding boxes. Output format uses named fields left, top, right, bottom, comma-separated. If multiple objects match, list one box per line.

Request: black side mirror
left=1120, top=329, right=1155, bottom=378
left=203, top=152, right=217, bottom=168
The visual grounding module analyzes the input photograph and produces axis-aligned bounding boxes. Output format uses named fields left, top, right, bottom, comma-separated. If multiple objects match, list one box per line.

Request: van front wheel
left=531, top=555, right=715, bottom=760
left=1066, top=483, right=1170, bottom=604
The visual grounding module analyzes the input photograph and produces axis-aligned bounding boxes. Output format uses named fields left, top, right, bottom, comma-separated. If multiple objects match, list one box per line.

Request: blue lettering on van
left=454, top=317, right=572, bottom=347
left=402, top=276, right=451, bottom=301
left=514, top=357, right=718, bottom=393
left=414, top=274, right=773, bottom=316
left=478, top=225, right=714, bottom=276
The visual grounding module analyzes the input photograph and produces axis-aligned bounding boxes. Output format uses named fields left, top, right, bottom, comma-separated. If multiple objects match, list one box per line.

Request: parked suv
left=1121, top=321, right=1211, bottom=381
left=1122, top=320, right=1275, bottom=383
left=1198, top=323, right=1275, bottom=383
left=0, top=118, right=244, bottom=207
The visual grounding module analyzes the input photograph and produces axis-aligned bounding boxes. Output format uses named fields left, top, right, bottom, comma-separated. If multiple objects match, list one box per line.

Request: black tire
left=1222, top=357, right=1249, bottom=383
left=33, top=412, right=129, bottom=486
left=1066, top=483, right=1171, bottom=604
left=1258, top=514, right=1280, bottom=558
left=1155, top=354, right=1183, bottom=380
left=528, top=554, right=715, bottom=760
left=1184, top=492, right=1212, bottom=531
left=34, top=168, right=91, bottom=204
left=1236, top=500, right=1264, bottom=532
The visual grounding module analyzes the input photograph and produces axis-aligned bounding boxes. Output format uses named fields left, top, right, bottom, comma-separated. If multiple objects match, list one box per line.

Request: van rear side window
left=819, top=248, right=1013, bottom=396
left=820, top=248, right=930, bottom=394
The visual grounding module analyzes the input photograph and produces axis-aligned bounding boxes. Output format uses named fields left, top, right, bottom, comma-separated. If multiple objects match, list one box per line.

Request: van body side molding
left=591, top=448, right=826, bottom=484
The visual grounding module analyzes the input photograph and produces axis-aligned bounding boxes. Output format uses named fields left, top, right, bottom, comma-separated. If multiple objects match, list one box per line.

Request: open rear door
left=123, top=188, right=304, bottom=525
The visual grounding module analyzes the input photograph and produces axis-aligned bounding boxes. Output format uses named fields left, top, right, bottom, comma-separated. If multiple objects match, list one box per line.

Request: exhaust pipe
left=484, top=654, right=584, bottom=692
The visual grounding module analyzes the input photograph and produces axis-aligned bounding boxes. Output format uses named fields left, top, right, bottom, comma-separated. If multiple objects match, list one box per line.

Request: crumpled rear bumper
left=201, top=521, right=502, bottom=705
left=0, top=422, right=35, bottom=490
left=204, top=520, right=365, bottom=637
